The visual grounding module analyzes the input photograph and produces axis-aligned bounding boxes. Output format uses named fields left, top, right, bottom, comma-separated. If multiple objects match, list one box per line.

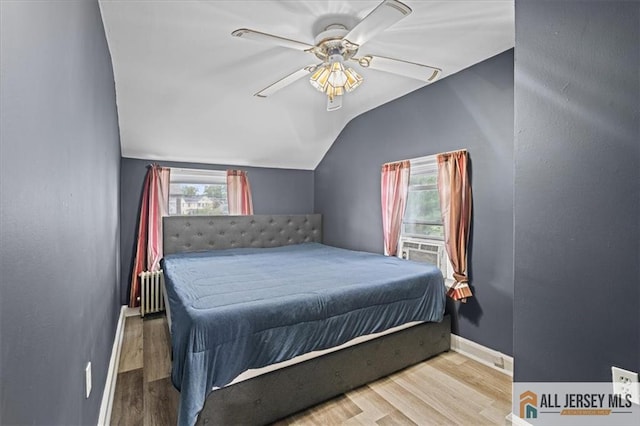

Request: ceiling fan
left=231, top=0, right=442, bottom=111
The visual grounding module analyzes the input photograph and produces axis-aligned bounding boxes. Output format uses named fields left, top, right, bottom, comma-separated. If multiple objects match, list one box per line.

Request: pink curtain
left=129, top=165, right=170, bottom=308
left=381, top=160, right=410, bottom=256
left=437, top=150, right=473, bottom=302
left=227, top=170, right=254, bottom=215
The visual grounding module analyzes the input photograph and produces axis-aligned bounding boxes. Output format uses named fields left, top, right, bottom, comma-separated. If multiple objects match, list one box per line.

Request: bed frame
left=163, top=214, right=451, bottom=425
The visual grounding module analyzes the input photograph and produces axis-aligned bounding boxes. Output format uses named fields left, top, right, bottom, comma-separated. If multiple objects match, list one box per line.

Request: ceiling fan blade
left=343, top=0, right=412, bottom=48
left=231, top=28, right=314, bottom=52
left=357, top=55, right=441, bottom=82
left=254, top=66, right=316, bottom=98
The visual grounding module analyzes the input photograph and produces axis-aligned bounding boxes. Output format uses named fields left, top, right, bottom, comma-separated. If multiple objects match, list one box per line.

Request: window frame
left=399, top=154, right=455, bottom=283
left=402, top=155, right=444, bottom=241
left=168, top=168, right=228, bottom=216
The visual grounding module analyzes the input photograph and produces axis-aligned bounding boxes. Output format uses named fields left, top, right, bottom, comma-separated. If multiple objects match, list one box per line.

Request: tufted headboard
left=162, top=214, right=322, bottom=255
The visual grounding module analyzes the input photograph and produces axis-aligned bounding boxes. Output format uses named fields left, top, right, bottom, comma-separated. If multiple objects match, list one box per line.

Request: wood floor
left=111, top=315, right=512, bottom=425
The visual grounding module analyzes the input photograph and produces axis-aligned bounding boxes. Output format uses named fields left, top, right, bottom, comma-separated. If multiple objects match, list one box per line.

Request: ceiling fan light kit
left=309, top=55, right=363, bottom=99
left=231, top=0, right=442, bottom=111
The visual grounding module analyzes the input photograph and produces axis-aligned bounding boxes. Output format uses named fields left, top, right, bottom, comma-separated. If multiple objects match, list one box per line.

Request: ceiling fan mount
left=231, top=0, right=442, bottom=111
left=310, top=24, right=359, bottom=62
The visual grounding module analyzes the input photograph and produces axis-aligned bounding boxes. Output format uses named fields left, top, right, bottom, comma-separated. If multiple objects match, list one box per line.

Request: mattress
left=162, top=242, right=446, bottom=425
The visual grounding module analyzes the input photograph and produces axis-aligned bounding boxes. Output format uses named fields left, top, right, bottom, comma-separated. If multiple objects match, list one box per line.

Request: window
left=400, top=154, right=454, bottom=282
left=402, top=155, right=443, bottom=240
left=169, top=168, right=228, bottom=215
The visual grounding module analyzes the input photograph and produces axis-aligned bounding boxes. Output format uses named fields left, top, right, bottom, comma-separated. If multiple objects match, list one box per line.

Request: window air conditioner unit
left=399, top=237, right=448, bottom=278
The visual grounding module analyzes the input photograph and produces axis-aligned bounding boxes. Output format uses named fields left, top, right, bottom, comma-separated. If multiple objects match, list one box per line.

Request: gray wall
left=514, top=1, right=639, bottom=381
left=315, top=51, right=515, bottom=355
left=120, top=158, right=314, bottom=304
left=0, top=1, right=121, bottom=425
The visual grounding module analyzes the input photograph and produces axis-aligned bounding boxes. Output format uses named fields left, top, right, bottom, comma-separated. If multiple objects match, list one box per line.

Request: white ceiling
left=99, top=0, right=514, bottom=170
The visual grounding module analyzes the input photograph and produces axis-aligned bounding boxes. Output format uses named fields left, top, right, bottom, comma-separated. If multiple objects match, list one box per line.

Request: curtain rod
left=383, top=149, right=468, bottom=167
left=440, top=148, right=467, bottom=155
left=404, top=148, right=468, bottom=163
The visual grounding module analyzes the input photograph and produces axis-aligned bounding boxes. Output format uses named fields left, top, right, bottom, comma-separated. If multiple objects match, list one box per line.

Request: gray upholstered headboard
left=163, top=214, right=322, bottom=255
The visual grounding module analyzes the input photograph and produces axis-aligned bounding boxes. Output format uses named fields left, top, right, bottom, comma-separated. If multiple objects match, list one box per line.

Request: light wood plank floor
left=111, top=315, right=512, bottom=425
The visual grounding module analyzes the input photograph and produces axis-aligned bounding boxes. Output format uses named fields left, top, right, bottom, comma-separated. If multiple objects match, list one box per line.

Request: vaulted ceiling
left=99, top=0, right=514, bottom=170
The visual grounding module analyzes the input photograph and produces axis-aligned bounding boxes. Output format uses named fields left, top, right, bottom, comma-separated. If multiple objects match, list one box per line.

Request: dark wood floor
left=111, top=315, right=511, bottom=425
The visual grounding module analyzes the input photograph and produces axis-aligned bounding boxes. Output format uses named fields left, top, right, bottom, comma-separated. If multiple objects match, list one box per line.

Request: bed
left=162, top=214, right=450, bottom=425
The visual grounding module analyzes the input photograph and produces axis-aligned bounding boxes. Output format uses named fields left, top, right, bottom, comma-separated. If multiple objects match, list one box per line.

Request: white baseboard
left=506, top=412, right=532, bottom=426
left=124, top=306, right=140, bottom=317
left=97, top=305, right=127, bottom=426
left=450, top=334, right=513, bottom=377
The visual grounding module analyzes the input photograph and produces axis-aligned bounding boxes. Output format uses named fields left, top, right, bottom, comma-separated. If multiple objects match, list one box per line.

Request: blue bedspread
left=161, top=243, right=445, bottom=425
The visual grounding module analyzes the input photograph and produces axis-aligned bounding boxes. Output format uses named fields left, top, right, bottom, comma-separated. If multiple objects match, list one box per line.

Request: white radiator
left=139, top=270, right=165, bottom=317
